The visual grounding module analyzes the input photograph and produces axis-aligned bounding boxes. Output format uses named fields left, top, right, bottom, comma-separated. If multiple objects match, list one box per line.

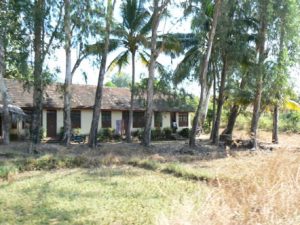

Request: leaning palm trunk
left=0, top=34, right=10, bottom=145
left=189, top=0, right=222, bottom=147
left=88, top=0, right=115, bottom=148
left=62, top=0, right=72, bottom=146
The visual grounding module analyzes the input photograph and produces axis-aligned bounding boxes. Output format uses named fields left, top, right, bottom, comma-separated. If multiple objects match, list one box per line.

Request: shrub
left=163, top=127, right=172, bottom=139
left=151, top=128, right=163, bottom=140
left=280, top=112, right=300, bottom=133
left=179, top=128, right=190, bottom=138
left=98, top=128, right=114, bottom=142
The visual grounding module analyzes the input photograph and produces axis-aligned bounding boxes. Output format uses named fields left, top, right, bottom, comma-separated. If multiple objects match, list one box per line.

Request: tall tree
left=250, top=0, right=270, bottom=149
left=108, top=0, right=150, bottom=143
left=30, top=0, right=45, bottom=147
left=142, top=0, right=171, bottom=147
left=62, top=1, right=98, bottom=145
left=189, top=0, right=222, bottom=147
left=30, top=0, right=63, bottom=150
left=62, top=0, right=72, bottom=145
left=88, top=0, right=116, bottom=148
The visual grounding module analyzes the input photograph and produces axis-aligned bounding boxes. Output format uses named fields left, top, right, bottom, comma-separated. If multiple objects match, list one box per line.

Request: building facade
left=2, top=79, right=194, bottom=139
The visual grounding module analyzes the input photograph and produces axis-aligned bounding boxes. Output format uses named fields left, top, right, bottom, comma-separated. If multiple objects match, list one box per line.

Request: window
left=71, top=110, right=81, bottom=128
left=133, top=111, right=145, bottom=128
left=178, top=112, right=188, bottom=127
left=154, top=112, right=162, bottom=128
left=102, top=111, right=111, bottom=128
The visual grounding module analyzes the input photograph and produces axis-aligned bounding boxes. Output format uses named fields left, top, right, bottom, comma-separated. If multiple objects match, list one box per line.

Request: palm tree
left=108, top=0, right=151, bottom=143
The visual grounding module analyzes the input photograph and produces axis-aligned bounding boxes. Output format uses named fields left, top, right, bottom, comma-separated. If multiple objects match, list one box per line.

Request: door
left=170, top=112, right=177, bottom=133
left=170, top=112, right=176, bottom=125
left=47, top=110, right=57, bottom=137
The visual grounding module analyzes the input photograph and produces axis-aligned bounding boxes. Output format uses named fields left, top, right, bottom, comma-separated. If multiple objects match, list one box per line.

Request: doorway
left=46, top=110, right=57, bottom=137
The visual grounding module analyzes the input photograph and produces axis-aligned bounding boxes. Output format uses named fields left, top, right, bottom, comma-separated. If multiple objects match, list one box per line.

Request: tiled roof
left=4, top=79, right=194, bottom=112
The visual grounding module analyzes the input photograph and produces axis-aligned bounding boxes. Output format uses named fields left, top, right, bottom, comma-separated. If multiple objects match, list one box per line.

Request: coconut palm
left=108, top=0, right=151, bottom=142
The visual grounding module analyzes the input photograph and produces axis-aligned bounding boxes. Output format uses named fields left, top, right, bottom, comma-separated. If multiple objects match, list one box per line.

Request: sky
left=49, top=1, right=201, bottom=96
left=49, top=2, right=300, bottom=98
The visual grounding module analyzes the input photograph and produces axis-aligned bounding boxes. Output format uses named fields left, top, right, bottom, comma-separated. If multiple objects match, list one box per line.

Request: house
left=1, top=79, right=195, bottom=139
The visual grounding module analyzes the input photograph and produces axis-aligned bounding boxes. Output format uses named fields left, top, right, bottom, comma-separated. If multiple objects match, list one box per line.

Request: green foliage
left=280, top=112, right=300, bottom=132
left=179, top=128, right=190, bottom=138
left=104, top=81, right=116, bottom=87
left=151, top=128, right=163, bottom=140
left=162, top=127, right=173, bottom=139
left=109, top=72, right=131, bottom=88
left=97, top=128, right=114, bottom=142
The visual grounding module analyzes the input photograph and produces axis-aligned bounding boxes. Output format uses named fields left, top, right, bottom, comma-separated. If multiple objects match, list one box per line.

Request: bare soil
left=1, top=130, right=299, bottom=163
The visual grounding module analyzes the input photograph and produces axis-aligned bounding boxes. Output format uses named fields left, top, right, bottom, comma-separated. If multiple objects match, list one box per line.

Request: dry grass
left=161, top=149, right=300, bottom=225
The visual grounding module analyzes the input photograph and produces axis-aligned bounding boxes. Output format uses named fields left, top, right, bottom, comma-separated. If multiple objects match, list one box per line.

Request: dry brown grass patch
left=161, top=149, right=300, bottom=225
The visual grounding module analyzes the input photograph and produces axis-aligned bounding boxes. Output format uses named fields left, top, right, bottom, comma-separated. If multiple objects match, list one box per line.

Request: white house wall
left=111, top=111, right=122, bottom=130
left=162, top=112, right=171, bottom=128
left=37, top=109, right=193, bottom=137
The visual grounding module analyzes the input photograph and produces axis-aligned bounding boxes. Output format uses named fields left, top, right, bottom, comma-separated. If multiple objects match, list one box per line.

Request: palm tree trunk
left=0, top=33, right=10, bottom=145
left=63, top=0, right=72, bottom=146
left=272, top=104, right=279, bottom=144
left=250, top=0, right=269, bottom=149
left=212, top=55, right=227, bottom=144
left=189, top=0, right=222, bottom=147
left=127, top=51, right=136, bottom=143
left=88, top=0, right=115, bottom=148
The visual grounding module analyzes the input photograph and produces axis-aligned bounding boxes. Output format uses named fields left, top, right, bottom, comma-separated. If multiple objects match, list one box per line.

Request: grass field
left=0, top=166, right=207, bottom=225
left=0, top=133, right=300, bottom=225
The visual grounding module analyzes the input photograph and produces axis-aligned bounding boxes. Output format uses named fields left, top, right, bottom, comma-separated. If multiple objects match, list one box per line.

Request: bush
left=280, top=112, right=300, bottom=133
left=163, top=127, right=172, bottom=139
left=97, top=128, right=114, bottom=142
left=179, top=128, right=190, bottom=138
left=151, top=128, right=163, bottom=140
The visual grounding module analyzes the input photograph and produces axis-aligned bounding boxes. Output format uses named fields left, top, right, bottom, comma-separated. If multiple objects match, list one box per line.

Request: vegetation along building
left=0, top=79, right=194, bottom=139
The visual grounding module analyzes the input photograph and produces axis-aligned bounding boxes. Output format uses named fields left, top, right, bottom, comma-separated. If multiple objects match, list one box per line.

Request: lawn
left=0, top=166, right=207, bottom=225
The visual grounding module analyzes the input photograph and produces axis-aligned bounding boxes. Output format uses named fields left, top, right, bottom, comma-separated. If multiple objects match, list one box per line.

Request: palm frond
left=139, top=51, right=150, bottom=67
left=285, top=100, right=300, bottom=111
left=107, top=50, right=129, bottom=72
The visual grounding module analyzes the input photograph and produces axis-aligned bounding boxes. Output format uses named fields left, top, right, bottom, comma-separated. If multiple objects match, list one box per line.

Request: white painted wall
left=111, top=111, right=122, bottom=130
left=18, top=109, right=193, bottom=138
left=162, top=112, right=171, bottom=128
left=56, top=110, right=63, bottom=134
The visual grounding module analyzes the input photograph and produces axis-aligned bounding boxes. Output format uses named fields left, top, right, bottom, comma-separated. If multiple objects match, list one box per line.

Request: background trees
left=0, top=0, right=299, bottom=149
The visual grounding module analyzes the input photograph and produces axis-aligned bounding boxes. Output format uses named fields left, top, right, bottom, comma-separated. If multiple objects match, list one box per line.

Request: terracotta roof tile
left=3, top=79, right=194, bottom=112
